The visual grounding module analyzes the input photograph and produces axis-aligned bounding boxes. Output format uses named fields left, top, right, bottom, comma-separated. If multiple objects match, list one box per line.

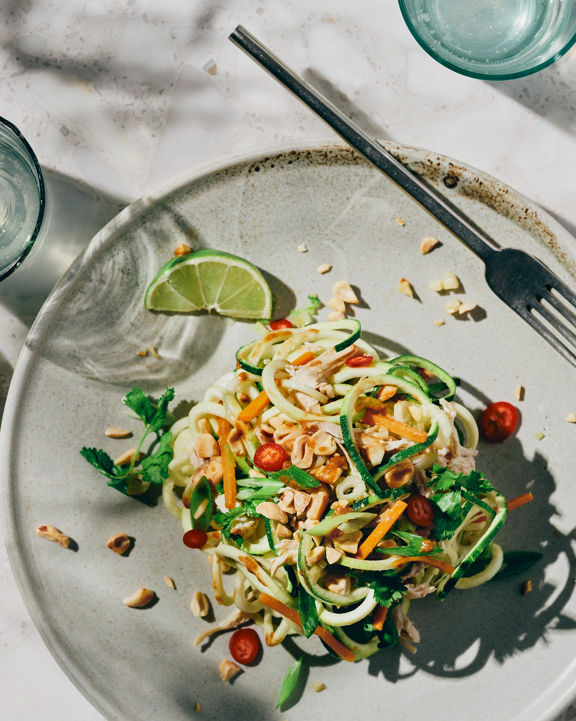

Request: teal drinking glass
left=0, top=117, right=45, bottom=281
left=399, top=0, right=576, bottom=79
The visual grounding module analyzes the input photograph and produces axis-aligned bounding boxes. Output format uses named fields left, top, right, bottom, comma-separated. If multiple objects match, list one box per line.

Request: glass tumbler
left=398, top=0, right=576, bottom=80
left=0, top=117, right=45, bottom=281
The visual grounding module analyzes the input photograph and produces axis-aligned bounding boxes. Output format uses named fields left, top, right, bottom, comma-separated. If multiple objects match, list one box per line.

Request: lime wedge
left=144, top=249, right=273, bottom=320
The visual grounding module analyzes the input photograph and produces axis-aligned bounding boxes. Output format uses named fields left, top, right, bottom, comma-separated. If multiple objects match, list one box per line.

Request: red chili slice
left=269, top=319, right=294, bottom=330
left=345, top=354, right=373, bottom=368
left=229, top=627, right=262, bottom=665
left=182, top=529, right=208, bottom=549
left=406, top=495, right=434, bottom=527
left=480, top=401, right=519, bottom=443
left=253, top=442, right=287, bottom=472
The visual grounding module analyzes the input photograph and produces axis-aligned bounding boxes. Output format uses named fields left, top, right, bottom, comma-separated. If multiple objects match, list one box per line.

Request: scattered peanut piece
left=191, top=590, right=211, bottom=618
left=430, top=271, right=461, bottom=292
left=396, top=217, right=406, bottom=226
left=445, top=298, right=461, bottom=315
left=332, top=280, right=359, bottom=304
left=173, top=242, right=191, bottom=257
left=515, top=385, right=525, bottom=402
left=313, top=682, right=327, bottom=693
left=522, top=579, right=533, bottom=595
left=136, top=349, right=148, bottom=357
left=325, top=546, right=342, bottom=564
left=534, top=431, right=545, bottom=441
left=195, top=701, right=202, bottom=713
left=420, top=236, right=439, bottom=254
left=398, top=278, right=414, bottom=298
left=105, top=427, right=132, bottom=439
left=328, top=310, right=345, bottom=322
left=457, top=301, right=477, bottom=315
left=219, top=659, right=242, bottom=682
left=106, top=532, right=131, bottom=555
left=36, top=524, right=70, bottom=548
left=164, top=575, right=176, bottom=590
left=123, top=588, right=156, bottom=608
left=566, top=413, right=576, bottom=423
left=147, top=345, right=161, bottom=360
left=327, top=297, right=346, bottom=313
left=297, top=243, right=308, bottom=253
left=434, top=319, right=445, bottom=327
left=204, top=61, right=218, bottom=76
left=316, top=263, right=332, bottom=275
left=114, top=448, right=140, bottom=467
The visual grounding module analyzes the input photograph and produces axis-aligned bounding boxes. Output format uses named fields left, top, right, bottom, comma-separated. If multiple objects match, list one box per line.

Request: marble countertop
left=1, top=2, right=575, bottom=719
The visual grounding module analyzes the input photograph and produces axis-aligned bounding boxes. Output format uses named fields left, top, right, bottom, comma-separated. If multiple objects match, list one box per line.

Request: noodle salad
left=82, top=316, right=534, bottom=700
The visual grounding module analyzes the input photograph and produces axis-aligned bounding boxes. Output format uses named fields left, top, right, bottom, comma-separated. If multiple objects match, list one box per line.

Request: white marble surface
left=1, top=2, right=576, bottom=720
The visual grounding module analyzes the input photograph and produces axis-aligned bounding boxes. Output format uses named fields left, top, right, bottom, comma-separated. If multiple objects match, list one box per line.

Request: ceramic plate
left=2, top=142, right=576, bottom=721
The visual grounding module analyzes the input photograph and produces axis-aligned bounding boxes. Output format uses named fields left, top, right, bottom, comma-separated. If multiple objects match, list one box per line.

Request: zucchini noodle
left=162, top=320, right=508, bottom=661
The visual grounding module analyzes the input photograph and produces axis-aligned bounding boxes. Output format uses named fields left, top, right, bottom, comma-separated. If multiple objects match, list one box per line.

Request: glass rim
left=398, top=0, right=576, bottom=80
left=0, top=115, right=46, bottom=282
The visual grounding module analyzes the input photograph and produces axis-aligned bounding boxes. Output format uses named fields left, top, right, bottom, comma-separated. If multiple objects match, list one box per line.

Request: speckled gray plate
left=2, top=141, right=576, bottom=721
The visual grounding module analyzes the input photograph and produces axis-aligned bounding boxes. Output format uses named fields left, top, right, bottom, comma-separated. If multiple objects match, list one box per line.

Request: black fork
left=229, top=25, right=576, bottom=369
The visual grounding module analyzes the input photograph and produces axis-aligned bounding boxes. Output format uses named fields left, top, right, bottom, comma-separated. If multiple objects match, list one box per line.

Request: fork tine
left=532, top=302, right=576, bottom=349
left=521, top=306, right=576, bottom=367
left=548, top=275, right=576, bottom=308
left=540, top=290, right=576, bottom=331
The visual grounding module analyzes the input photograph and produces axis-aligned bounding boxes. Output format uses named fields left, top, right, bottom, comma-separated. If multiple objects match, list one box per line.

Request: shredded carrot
left=236, top=352, right=314, bottom=423
left=357, top=500, right=408, bottom=559
left=237, top=390, right=270, bottom=422
left=258, top=592, right=355, bottom=662
left=372, top=604, right=388, bottom=632
left=508, top=491, right=534, bottom=512
left=363, top=411, right=427, bottom=443
left=392, top=555, right=455, bottom=576
left=217, top=418, right=236, bottom=509
left=292, top=350, right=315, bottom=366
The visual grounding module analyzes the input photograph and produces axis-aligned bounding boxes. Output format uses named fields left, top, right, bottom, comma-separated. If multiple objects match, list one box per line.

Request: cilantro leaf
left=348, top=569, right=407, bottom=608
left=140, top=431, right=173, bottom=484
left=123, top=387, right=156, bottom=425
left=80, top=447, right=118, bottom=479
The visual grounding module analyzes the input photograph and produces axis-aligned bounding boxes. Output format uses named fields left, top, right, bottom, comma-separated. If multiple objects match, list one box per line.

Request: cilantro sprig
left=81, top=387, right=175, bottom=495
left=427, top=465, right=495, bottom=540
left=348, top=569, right=407, bottom=608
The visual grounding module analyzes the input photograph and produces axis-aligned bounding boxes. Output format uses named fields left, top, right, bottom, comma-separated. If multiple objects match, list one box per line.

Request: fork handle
left=229, top=25, right=498, bottom=264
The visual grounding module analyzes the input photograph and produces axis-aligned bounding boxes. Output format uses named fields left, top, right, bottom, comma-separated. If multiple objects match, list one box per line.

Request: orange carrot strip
left=217, top=418, right=236, bottom=509
left=507, top=491, right=534, bottom=512
left=369, top=413, right=427, bottom=443
left=292, top=350, right=315, bottom=366
left=392, top=555, right=455, bottom=576
left=357, top=500, right=408, bottom=560
left=257, top=592, right=355, bottom=662
left=236, top=352, right=313, bottom=423
left=372, top=605, right=389, bottom=632
left=237, top=390, right=270, bottom=422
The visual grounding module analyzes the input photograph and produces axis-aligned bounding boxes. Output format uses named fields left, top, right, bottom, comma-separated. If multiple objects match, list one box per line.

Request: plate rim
left=2, top=138, right=575, bottom=721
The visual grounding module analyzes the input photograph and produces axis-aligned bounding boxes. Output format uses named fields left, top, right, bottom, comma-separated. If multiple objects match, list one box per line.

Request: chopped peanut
left=384, top=459, right=414, bottom=489
left=255, top=501, right=288, bottom=524
left=316, top=263, right=332, bottom=275
left=515, top=385, right=525, bottom=402
left=313, top=682, right=327, bottom=692
left=328, top=310, right=345, bottom=321
left=434, top=319, right=445, bottom=327
left=106, top=532, right=131, bottom=555
left=324, top=573, right=351, bottom=595
left=105, top=427, right=132, bottom=439
left=219, top=659, right=242, bottom=682
left=306, top=485, right=331, bottom=520
left=565, top=413, right=576, bottom=423
left=306, top=545, right=326, bottom=566
left=523, top=579, right=533, bottom=595
left=458, top=301, right=477, bottom=315
left=297, top=243, right=308, bottom=253
left=398, top=278, right=414, bottom=298
left=327, top=296, right=346, bottom=313
left=396, top=217, right=406, bottom=226
left=420, top=236, right=439, bottom=254
left=36, top=524, right=70, bottom=548
left=325, top=546, right=342, bottom=564
left=123, top=588, right=156, bottom=608
left=332, top=280, right=359, bottom=304
left=445, top=298, right=461, bottom=315
left=173, top=242, right=191, bottom=257
left=164, top=576, right=176, bottom=590
left=191, top=590, right=211, bottom=618
left=113, top=448, right=140, bottom=466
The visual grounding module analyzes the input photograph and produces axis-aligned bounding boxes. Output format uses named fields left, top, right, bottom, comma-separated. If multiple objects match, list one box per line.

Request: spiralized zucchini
left=164, top=320, right=507, bottom=661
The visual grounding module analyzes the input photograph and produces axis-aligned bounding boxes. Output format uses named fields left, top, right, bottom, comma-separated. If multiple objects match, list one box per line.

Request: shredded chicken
left=193, top=609, right=252, bottom=648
